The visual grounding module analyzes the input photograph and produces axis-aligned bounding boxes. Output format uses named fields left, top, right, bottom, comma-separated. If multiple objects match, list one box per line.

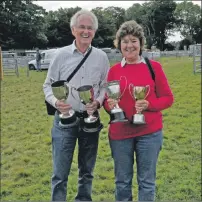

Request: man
left=43, top=9, right=110, bottom=201
left=36, top=48, right=42, bottom=71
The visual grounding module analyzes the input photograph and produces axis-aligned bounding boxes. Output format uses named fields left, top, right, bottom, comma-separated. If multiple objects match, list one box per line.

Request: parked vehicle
left=101, top=48, right=112, bottom=53
left=28, top=49, right=57, bottom=70
left=111, top=48, right=121, bottom=53
left=25, top=50, right=37, bottom=57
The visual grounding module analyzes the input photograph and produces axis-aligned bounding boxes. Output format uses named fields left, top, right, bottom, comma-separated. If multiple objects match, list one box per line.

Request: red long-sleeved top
left=103, top=60, right=174, bottom=140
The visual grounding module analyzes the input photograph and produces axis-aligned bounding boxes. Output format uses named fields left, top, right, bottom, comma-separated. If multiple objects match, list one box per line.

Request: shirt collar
left=71, top=40, right=91, bottom=55
left=121, top=56, right=146, bottom=67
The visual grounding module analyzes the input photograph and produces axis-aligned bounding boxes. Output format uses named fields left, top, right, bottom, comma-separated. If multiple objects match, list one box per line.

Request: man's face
left=72, top=14, right=96, bottom=48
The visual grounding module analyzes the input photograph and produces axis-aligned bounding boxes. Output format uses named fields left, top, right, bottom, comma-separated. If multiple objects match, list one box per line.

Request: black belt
left=75, top=111, right=88, bottom=119
left=56, top=110, right=87, bottom=118
left=75, top=110, right=99, bottom=119
left=56, top=110, right=98, bottom=119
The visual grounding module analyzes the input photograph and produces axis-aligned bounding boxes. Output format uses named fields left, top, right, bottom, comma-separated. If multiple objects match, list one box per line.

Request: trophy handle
left=71, top=87, right=86, bottom=105
left=100, top=82, right=107, bottom=90
left=62, top=82, right=69, bottom=104
left=119, top=76, right=127, bottom=99
left=129, top=83, right=135, bottom=101
left=50, top=77, right=55, bottom=84
left=64, top=82, right=69, bottom=96
left=71, top=86, right=78, bottom=101
left=144, top=85, right=150, bottom=99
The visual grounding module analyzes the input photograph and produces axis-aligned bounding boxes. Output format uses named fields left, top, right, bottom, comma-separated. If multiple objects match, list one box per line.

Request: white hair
left=70, top=9, right=98, bottom=30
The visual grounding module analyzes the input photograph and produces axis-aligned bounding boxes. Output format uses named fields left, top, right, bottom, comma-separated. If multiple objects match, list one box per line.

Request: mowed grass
left=1, top=57, right=201, bottom=201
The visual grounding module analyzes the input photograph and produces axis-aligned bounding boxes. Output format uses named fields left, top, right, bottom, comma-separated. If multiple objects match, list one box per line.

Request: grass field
left=1, top=57, right=201, bottom=201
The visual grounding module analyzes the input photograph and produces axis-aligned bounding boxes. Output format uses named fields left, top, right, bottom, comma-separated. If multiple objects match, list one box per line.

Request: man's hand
left=85, top=100, right=100, bottom=115
left=135, top=100, right=149, bottom=113
left=55, top=100, right=72, bottom=115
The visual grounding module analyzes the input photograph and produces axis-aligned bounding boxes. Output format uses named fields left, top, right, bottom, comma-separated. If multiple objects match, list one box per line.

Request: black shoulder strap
left=66, top=47, right=92, bottom=82
left=144, top=57, right=155, bottom=81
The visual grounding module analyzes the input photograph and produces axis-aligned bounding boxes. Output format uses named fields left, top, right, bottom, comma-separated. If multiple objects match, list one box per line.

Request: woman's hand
left=55, top=100, right=72, bottom=115
left=135, top=100, right=149, bottom=113
left=107, top=98, right=119, bottom=110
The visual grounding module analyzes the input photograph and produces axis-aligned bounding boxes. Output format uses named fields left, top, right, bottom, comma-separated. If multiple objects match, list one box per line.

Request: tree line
left=0, top=0, right=201, bottom=51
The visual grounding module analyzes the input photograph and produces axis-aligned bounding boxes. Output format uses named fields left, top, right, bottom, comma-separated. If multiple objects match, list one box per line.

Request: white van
left=28, top=49, right=57, bottom=70
left=101, top=48, right=112, bottom=53
left=25, top=50, right=37, bottom=57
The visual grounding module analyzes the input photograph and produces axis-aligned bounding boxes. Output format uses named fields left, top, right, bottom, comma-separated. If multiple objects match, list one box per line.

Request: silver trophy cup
left=104, top=77, right=128, bottom=123
left=71, top=85, right=103, bottom=133
left=129, top=84, right=150, bottom=124
left=51, top=80, right=77, bottom=126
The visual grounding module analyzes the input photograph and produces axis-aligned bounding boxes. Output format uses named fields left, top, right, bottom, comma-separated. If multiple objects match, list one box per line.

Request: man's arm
left=43, top=51, right=60, bottom=108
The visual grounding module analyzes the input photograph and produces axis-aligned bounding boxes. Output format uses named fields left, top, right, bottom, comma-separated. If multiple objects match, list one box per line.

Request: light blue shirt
left=43, top=41, right=110, bottom=112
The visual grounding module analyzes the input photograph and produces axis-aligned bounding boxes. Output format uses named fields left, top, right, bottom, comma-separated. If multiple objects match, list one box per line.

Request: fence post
left=193, top=44, right=202, bottom=74
left=193, top=45, right=196, bottom=74
left=0, top=46, right=3, bottom=80
left=27, top=63, right=29, bottom=77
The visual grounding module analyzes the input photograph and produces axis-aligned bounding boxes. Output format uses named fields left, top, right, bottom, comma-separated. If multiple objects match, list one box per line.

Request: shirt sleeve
left=95, top=53, right=110, bottom=107
left=42, top=51, right=60, bottom=108
left=147, top=61, right=174, bottom=111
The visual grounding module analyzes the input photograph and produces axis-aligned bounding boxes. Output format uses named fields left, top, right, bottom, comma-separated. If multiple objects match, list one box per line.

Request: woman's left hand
left=135, top=100, right=149, bottom=113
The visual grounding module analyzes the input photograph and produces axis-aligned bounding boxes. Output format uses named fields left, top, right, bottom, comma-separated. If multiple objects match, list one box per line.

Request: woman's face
left=120, top=35, right=141, bottom=62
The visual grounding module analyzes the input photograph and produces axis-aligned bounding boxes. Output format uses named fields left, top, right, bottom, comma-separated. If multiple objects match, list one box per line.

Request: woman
left=103, top=20, right=174, bottom=201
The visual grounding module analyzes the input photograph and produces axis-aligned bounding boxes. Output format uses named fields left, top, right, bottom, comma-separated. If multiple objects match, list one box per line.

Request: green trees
left=0, top=0, right=47, bottom=49
left=174, top=0, right=202, bottom=44
left=91, top=7, right=116, bottom=48
left=125, top=0, right=178, bottom=50
left=44, top=7, right=81, bottom=48
left=0, top=0, right=201, bottom=50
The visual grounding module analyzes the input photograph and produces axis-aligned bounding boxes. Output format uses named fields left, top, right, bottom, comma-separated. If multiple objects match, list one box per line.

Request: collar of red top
left=121, top=56, right=146, bottom=67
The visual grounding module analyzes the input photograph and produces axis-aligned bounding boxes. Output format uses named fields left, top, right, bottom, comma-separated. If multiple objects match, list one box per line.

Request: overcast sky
left=34, top=1, right=201, bottom=11
left=33, top=1, right=201, bottom=42
left=34, top=1, right=146, bottom=11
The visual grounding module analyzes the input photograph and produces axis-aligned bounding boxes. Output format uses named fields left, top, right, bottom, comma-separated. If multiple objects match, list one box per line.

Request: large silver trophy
left=71, top=85, right=103, bottom=133
left=104, top=76, right=128, bottom=123
left=51, top=80, right=77, bottom=126
left=129, top=84, right=150, bottom=124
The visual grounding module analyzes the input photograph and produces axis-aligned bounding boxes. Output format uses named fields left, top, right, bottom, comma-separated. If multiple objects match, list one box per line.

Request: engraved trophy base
left=132, top=113, right=146, bottom=124
left=59, top=110, right=78, bottom=127
left=81, top=111, right=103, bottom=133
left=82, top=117, right=103, bottom=133
left=110, top=108, right=128, bottom=123
left=84, top=116, right=98, bottom=123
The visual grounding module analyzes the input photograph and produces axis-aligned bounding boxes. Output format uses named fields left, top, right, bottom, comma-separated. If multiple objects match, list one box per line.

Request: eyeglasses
left=77, top=25, right=94, bottom=31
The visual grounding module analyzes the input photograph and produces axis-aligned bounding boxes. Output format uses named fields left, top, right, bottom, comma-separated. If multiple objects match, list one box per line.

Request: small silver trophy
left=129, top=84, right=150, bottom=124
left=71, top=85, right=103, bottom=133
left=104, top=76, right=128, bottom=123
left=51, top=80, right=77, bottom=127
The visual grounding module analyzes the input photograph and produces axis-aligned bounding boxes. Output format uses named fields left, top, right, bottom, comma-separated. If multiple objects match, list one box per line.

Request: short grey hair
left=70, top=9, right=98, bottom=30
left=114, top=20, right=145, bottom=55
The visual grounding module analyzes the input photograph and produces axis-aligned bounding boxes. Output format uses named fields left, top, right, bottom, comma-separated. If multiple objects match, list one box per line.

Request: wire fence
left=2, top=47, right=201, bottom=76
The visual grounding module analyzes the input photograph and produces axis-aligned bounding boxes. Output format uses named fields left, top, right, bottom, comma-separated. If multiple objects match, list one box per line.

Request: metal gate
left=2, top=52, right=19, bottom=77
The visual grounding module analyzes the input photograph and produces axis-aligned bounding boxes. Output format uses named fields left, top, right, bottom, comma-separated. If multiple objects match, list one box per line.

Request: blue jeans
left=51, top=113, right=99, bottom=201
left=109, top=130, right=163, bottom=201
